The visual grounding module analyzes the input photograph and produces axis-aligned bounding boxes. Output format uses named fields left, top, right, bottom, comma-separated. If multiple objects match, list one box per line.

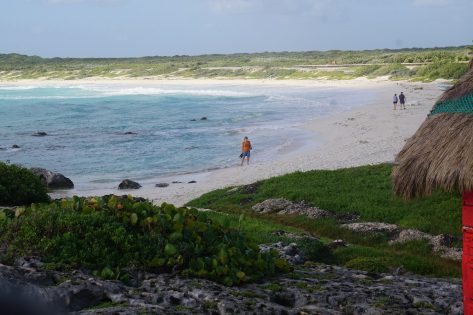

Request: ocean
left=0, top=82, right=373, bottom=189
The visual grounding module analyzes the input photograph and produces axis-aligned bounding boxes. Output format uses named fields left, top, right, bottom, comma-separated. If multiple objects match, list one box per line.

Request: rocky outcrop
left=252, top=198, right=334, bottom=219
left=260, top=242, right=306, bottom=265
left=155, top=183, right=169, bottom=188
left=252, top=199, right=359, bottom=222
left=118, top=179, right=141, bottom=190
left=341, top=222, right=399, bottom=234
left=390, top=229, right=462, bottom=261
left=0, top=259, right=462, bottom=315
left=30, top=168, right=74, bottom=189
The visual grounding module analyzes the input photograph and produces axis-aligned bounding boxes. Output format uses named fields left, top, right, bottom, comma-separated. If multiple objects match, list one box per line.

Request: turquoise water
left=0, top=83, right=373, bottom=186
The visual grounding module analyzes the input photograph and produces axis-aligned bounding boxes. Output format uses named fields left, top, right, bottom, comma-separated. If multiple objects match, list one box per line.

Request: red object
left=462, top=191, right=473, bottom=314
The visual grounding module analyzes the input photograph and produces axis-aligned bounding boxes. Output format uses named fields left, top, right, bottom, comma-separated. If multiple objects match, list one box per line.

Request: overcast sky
left=1, top=0, right=472, bottom=58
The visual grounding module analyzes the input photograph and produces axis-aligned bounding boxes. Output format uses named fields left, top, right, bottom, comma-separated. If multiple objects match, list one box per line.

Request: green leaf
left=15, top=207, right=25, bottom=218
left=164, top=243, right=177, bottom=256
left=130, top=213, right=138, bottom=225
left=236, top=271, right=246, bottom=280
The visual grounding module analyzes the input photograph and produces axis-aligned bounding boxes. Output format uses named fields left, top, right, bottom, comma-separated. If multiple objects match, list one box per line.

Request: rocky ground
left=252, top=199, right=463, bottom=261
left=0, top=257, right=463, bottom=315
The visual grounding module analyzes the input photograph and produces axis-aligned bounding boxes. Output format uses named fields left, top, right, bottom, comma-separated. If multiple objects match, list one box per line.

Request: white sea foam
left=88, top=86, right=257, bottom=97
left=0, top=85, right=260, bottom=99
left=0, top=95, right=93, bottom=100
left=0, top=85, right=41, bottom=90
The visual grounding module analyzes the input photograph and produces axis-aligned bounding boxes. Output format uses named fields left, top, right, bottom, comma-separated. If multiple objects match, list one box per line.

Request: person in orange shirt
left=241, top=136, right=252, bottom=166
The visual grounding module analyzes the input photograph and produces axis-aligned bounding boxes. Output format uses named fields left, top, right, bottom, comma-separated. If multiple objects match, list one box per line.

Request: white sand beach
left=7, top=77, right=444, bottom=206
left=137, top=79, right=442, bottom=206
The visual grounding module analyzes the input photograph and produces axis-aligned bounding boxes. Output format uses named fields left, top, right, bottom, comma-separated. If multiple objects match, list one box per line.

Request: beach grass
left=187, top=164, right=461, bottom=278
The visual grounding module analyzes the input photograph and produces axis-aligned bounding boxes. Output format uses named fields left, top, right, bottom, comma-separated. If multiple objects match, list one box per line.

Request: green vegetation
left=187, top=164, right=461, bottom=277
left=0, top=162, right=50, bottom=206
left=0, top=195, right=290, bottom=286
left=0, top=46, right=470, bottom=81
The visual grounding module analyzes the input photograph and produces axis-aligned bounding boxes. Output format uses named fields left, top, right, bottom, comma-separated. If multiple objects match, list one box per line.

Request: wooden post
left=463, top=191, right=473, bottom=314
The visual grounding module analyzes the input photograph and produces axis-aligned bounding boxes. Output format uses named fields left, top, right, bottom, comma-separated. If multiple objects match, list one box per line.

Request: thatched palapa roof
left=392, top=60, right=473, bottom=199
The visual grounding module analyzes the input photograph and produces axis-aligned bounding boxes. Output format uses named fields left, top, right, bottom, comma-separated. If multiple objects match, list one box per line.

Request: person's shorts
left=242, top=151, right=250, bottom=157
left=393, top=101, right=398, bottom=104
left=400, top=101, right=405, bottom=105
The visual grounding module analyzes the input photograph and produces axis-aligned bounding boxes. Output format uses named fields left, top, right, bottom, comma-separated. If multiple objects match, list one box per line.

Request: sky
left=1, top=0, right=472, bottom=58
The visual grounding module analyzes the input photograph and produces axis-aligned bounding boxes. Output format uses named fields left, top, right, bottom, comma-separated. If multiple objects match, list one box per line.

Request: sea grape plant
left=0, top=195, right=290, bottom=285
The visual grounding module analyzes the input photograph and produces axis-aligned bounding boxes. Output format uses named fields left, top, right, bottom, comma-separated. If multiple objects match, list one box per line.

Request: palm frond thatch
left=393, top=113, right=473, bottom=199
left=392, top=59, right=473, bottom=199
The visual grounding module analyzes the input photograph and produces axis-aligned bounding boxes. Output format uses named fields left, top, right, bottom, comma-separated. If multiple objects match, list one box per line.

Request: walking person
left=399, top=92, right=406, bottom=110
left=240, top=136, right=252, bottom=166
left=392, top=93, right=398, bottom=110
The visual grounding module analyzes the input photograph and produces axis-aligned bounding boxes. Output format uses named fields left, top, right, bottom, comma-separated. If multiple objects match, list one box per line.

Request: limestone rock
left=118, top=179, right=141, bottom=190
left=252, top=198, right=333, bottom=219
left=0, top=261, right=462, bottom=314
left=342, top=222, right=399, bottom=234
left=30, top=168, right=74, bottom=189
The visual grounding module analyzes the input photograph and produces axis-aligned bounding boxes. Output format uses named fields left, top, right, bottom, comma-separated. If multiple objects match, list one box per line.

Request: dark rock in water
left=118, top=179, right=141, bottom=189
left=11, top=144, right=20, bottom=149
left=190, top=119, right=197, bottom=121
left=188, top=180, right=197, bottom=184
left=172, top=181, right=182, bottom=184
left=32, top=131, right=47, bottom=137
left=0, top=147, right=5, bottom=151
left=155, top=183, right=169, bottom=188
left=123, top=131, right=137, bottom=135
left=30, top=168, right=74, bottom=189
left=200, top=117, right=208, bottom=120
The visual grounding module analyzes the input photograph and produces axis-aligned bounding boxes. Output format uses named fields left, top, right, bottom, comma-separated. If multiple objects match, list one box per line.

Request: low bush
left=0, top=195, right=290, bottom=285
left=415, top=61, right=468, bottom=80
left=0, top=162, right=50, bottom=206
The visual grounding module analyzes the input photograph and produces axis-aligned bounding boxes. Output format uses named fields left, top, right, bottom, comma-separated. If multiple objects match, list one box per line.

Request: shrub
left=0, top=163, right=50, bottom=206
left=415, top=61, right=468, bottom=80
left=0, top=195, right=290, bottom=285
left=371, top=64, right=410, bottom=78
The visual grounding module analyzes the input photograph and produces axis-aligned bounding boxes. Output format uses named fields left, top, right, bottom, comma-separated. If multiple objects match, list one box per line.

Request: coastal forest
left=0, top=45, right=471, bottom=81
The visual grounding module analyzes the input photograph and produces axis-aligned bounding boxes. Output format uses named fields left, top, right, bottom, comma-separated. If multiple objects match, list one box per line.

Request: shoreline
left=37, top=78, right=445, bottom=205
left=0, top=76, right=400, bottom=89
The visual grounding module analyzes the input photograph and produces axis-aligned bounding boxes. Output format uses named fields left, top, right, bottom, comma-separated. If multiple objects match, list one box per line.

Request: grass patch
left=187, top=164, right=461, bottom=278
left=187, top=164, right=461, bottom=235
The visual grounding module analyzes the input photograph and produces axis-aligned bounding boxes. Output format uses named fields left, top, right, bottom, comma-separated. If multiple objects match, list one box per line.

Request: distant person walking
left=399, top=92, right=406, bottom=110
left=392, top=93, right=398, bottom=110
left=240, top=136, right=252, bottom=166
